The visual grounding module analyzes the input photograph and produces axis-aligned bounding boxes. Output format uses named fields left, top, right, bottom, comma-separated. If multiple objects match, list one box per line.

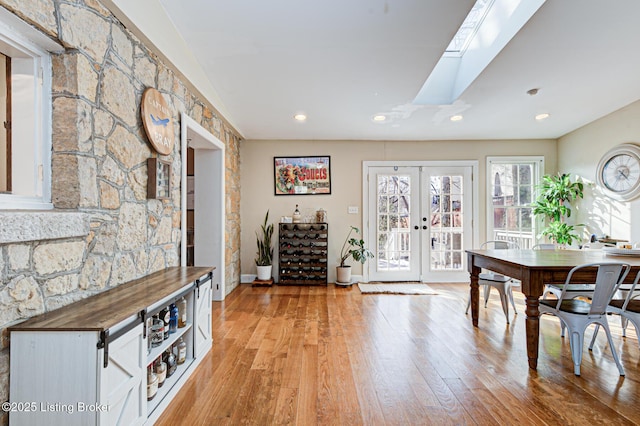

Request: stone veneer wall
left=0, top=1, right=242, bottom=423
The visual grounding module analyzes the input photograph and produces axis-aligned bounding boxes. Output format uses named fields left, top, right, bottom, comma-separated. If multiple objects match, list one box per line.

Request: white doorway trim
left=362, top=160, right=479, bottom=283
left=180, top=113, right=226, bottom=300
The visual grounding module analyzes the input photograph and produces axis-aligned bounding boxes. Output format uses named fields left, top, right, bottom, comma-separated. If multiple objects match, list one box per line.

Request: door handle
left=414, top=226, right=419, bottom=230
left=422, top=226, right=427, bottom=230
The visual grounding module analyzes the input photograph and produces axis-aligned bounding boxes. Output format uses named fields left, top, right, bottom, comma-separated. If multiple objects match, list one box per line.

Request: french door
left=367, top=164, right=474, bottom=282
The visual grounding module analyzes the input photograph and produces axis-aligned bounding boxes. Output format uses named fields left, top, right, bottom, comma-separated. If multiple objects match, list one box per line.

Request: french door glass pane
left=376, top=174, right=412, bottom=271
left=430, top=174, right=464, bottom=271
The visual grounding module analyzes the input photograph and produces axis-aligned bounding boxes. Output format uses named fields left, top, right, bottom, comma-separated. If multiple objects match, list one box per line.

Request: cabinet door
left=194, top=280, right=212, bottom=357
left=99, top=324, right=146, bottom=425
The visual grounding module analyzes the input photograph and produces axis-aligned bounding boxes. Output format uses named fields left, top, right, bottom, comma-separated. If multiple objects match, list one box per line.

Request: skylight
left=445, top=0, right=495, bottom=56
left=413, top=0, right=546, bottom=105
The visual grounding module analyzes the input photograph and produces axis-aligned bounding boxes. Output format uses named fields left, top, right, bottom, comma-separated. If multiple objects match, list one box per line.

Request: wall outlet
left=348, top=206, right=359, bottom=214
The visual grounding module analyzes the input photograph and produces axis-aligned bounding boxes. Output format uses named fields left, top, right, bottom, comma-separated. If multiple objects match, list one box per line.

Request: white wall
left=240, top=138, right=556, bottom=282
left=558, top=100, right=640, bottom=244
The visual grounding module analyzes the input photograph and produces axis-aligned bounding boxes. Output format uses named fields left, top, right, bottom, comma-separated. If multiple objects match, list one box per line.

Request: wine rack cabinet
left=278, top=223, right=328, bottom=285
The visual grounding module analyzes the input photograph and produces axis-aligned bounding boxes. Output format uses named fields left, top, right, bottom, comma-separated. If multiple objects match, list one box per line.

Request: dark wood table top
left=9, top=266, right=214, bottom=332
left=467, top=248, right=640, bottom=269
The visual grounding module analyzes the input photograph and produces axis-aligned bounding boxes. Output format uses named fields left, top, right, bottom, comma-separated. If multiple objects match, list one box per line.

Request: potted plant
left=337, top=226, right=374, bottom=284
left=255, top=210, right=274, bottom=280
left=532, top=173, right=584, bottom=246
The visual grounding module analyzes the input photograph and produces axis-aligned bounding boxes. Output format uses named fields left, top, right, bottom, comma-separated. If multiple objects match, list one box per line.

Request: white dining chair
left=540, top=262, right=630, bottom=376
left=589, top=270, right=640, bottom=347
left=465, top=240, right=519, bottom=323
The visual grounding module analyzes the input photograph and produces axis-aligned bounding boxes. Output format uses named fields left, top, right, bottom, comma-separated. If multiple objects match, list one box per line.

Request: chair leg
left=568, top=328, right=585, bottom=376
left=465, top=295, right=470, bottom=315
left=589, top=324, right=600, bottom=350
left=483, top=284, right=490, bottom=308
left=507, top=284, right=517, bottom=314
left=621, top=316, right=628, bottom=338
left=601, top=321, right=625, bottom=376
left=498, top=288, right=510, bottom=324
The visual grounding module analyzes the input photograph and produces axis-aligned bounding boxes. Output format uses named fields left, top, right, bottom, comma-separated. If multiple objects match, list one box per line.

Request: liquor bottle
left=150, top=315, right=164, bottom=347
left=293, top=204, right=301, bottom=223
left=154, top=357, right=167, bottom=388
left=177, top=297, right=187, bottom=328
left=147, top=366, right=158, bottom=401
left=169, top=304, right=178, bottom=334
left=176, top=337, right=187, bottom=365
left=159, top=306, right=171, bottom=340
left=164, top=348, right=177, bottom=377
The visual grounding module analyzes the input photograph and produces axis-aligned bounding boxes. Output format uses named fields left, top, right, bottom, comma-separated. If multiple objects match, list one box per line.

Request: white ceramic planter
left=256, top=265, right=272, bottom=281
left=336, top=266, right=352, bottom=284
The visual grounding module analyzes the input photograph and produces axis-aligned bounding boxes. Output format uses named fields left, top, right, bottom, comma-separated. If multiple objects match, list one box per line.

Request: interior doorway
left=180, top=113, right=226, bottom=300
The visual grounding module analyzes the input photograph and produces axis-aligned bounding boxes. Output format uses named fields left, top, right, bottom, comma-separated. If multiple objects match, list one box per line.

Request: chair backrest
left=581, top=242, right=614, bottom=250
left=532, top=243, right=555, bottom=250
left=621, top=270, right=640, bottom=311
left=560, top=262, right=630, bottom=314
left=480, top=240, right=520, bottom=250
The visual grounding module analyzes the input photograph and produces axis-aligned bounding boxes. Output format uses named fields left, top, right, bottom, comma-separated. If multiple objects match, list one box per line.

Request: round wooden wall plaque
left=141, top=88, right=175, bottom=155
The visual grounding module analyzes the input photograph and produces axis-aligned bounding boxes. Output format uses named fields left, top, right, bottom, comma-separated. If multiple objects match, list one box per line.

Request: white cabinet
left=8, top=267, right=214, bottom=426
left=194, top=275, right=213, bottom=358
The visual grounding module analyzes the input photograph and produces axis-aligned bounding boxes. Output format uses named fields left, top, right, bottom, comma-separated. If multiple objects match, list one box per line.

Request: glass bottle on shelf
left=169, top=303, right=178, bottom=334
left=177, top=297, right=187, bottom=328
left=164, top=348, right=177, bottom=377
left=147, top=366, right=158, bottom=401
left=154, top=357, right=167, bottom=388
left=177, top=337, right=187, bottom=365
left=159, top=306, right=171, bottom=340
left=150, top=315, right=164, bottom=347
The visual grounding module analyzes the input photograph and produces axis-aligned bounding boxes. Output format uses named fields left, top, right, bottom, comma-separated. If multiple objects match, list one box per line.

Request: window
left=487, top=157, right=543, bottom=248
left=0, top=9, right=61, bottom=209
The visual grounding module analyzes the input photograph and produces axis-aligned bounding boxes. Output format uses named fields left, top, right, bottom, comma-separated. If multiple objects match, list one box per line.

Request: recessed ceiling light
left=450, top=115, right=463, bottom=122
left=373, top=115, right=386, bottom=122
left=294, top=113, right=307, bottom=121
left=535, top=113, right=550, bottom=121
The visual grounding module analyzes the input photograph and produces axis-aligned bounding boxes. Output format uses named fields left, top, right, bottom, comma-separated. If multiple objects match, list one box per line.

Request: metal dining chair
left=540, top=262, right=630, bottom=376
left=589, top=269, right=640, bottom=348
left=465, top=240, right=519, bottom=323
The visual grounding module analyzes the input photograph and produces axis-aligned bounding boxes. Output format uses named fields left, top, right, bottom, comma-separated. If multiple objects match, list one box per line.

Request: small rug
left=357, top=282, right=438, bottom=295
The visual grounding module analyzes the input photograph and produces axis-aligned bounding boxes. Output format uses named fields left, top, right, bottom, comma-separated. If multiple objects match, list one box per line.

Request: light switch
left=348, top=206, right=359, bottom=214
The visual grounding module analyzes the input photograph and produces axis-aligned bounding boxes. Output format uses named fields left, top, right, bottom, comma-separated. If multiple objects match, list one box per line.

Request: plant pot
left=256, top=265, right=272, bottom=281
left=336, top=266, right=352, bottom=284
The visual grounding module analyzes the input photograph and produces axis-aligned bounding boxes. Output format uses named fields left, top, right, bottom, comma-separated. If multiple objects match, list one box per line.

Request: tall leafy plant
left=255, top=210, right=274, bottom=266
left=532, top=173, right=584, bottom=245
left=339, top=226, right=374, bottom=267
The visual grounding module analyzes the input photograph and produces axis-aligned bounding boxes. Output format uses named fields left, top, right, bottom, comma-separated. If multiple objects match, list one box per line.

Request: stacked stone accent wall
left=0, top=1, right=242, bottom=422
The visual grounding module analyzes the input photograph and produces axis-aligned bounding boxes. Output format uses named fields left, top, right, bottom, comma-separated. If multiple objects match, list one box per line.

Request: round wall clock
left=596, top=143, right=640, bottom=201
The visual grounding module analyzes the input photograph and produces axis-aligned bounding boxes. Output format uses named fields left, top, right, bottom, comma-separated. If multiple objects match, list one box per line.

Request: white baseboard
left=241, top=274, right=256, bottom=283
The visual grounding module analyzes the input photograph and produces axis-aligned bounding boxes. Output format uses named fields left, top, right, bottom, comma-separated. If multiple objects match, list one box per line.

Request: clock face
left=601, top=153, right=640, bottom=192
left=596, top=143, right=640, bottom=200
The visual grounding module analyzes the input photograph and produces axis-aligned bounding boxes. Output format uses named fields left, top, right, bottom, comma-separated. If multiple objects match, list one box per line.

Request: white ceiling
left=157, top=0, right=640, bottom=141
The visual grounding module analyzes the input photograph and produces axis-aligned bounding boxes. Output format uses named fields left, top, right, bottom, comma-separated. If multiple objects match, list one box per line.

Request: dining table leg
left=525, top=295, right=540, bottom=369
left=469, top=260, right=480, bottom=327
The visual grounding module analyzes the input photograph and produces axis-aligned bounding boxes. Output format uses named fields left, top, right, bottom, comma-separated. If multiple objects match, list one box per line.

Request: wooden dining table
left=466, top=248, right=640, bottom=370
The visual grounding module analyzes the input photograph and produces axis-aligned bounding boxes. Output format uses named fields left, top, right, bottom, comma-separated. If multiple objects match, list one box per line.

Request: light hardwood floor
left=157, top=283, right=640, bottom=425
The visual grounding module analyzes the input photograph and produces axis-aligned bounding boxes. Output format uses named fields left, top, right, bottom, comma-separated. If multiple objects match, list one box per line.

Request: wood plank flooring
left=157, top=283, right=640, bottom=425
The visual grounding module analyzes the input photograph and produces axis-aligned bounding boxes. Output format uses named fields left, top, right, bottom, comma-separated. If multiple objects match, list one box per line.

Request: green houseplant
left=255, top=210, right=274, bottom=280
left=336, top=226, right=374, bottom=284
left=532, top=173, right=584, bottom=246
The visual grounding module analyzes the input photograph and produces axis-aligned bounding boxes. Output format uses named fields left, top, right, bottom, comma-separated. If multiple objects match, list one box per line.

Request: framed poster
left=274, top=156, right=331, bottom=195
